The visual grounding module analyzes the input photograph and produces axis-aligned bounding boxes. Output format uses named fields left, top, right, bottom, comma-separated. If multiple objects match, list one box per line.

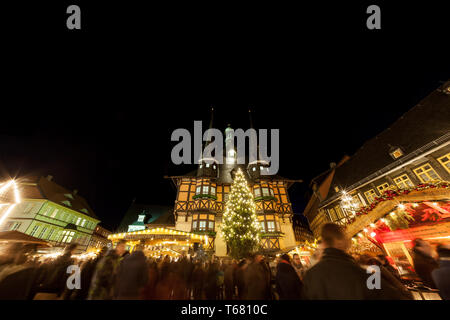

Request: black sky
left=1, top=2, right=449, bottom=230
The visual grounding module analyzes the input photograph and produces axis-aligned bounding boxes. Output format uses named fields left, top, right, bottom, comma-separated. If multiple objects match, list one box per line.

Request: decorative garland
left=354, top=180, right=449, bottom=217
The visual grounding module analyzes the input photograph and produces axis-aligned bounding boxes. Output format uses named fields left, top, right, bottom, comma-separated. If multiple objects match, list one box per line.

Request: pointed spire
left=208, top=105, right=214, bottom=130
left=204, top=106, right=215, bottom=149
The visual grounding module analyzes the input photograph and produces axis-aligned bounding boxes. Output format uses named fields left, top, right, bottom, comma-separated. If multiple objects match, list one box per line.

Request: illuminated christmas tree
left=221, top=168, right=262, bottom=259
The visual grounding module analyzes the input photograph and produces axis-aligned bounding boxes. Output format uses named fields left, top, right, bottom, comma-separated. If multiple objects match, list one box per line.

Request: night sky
left=1, top=2, right=449, bottom=231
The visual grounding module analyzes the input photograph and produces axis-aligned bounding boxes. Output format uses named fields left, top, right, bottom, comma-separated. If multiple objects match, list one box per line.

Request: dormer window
left=62, top=200, right=72, bottom=207
left=252, top=167, right=256, bottom=172
left=213, top=164, right=216, bottom=169
left=199, top=164, right=203, bottom=169
left=391, top=148, right=404, bottom=159
left=205, top=163, right=210, bottom=168
left=260, top=166, right=264, bottom=171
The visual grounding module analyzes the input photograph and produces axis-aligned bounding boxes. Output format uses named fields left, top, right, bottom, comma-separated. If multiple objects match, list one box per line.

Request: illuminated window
left=30, top=225, right=40, bottom=237
left=260, top=221, right=265, bottom=232
left=76, top=217, right=81, bottom=225
left=196, top=186, right=201, bottom=194
left=364, top=189, right=377, bottom=203
left=394, top=174, right=414, bottom=188
left=47, top=228, right=54, bottom=240
left=391, top=148, right=404, bottom=159
left=252, top=167, right=256, bottom=171
left=438, top=153, right=450, bottom=174
left=208, top=221, right=214, bottom=230
left=38, top=227, right=48, bottom=239
left=50, top=209, right=58, bottom=218
left=413, top=164, right=441, bottom=182
left=81, top=219, right=86, bottom=227
left=202, top=185, right=209, bottom=194
left=377, top=183, right=390, bottom=193
left=254, top=188, right=261, bottom=197
left=11, top=222, right=21, bottom=231
left=205, top=163, right=210, bottom=168
left=267, top=221, right=275, bottom=232
left=334, top=186, right=339, bottom=192
left=262, top=188, right=270, bottom=196
left=199, top=221, right=207, bottom=231
left=210, top=186, right=216, bottom=196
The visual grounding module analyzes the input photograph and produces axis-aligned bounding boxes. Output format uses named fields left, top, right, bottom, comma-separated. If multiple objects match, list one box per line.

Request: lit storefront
left=346, top=182, right=450, bottom=278
left=108, top=226, right=208, bottom=258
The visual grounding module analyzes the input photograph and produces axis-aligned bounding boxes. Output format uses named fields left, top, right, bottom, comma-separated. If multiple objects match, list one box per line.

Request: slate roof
left=1, top=176, right=98, bottom=220
left=116, top=204, right=173, bottom=232
left=322, top=80, right=450, bottom=204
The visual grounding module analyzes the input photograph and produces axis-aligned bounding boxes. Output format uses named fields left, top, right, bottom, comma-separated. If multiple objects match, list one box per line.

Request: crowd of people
left=0, top=223, right=449, bottom=300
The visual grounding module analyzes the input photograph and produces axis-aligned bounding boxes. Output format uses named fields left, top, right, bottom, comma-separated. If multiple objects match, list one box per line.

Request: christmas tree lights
left=221, top=168, right=262, bottom=259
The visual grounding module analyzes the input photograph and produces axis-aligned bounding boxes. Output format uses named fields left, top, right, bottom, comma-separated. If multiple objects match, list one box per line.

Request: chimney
left=46, top=175, right=53, bottom=181
left=73, top=189, right=78, bottom=195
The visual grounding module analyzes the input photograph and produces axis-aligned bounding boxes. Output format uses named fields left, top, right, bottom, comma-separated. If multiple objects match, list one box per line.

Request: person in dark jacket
left=88, top=241, right=126, bottom=300
left=431, top=244, right=450, bottom=300
left=224, top=260, right=237, bottom=300
left=191, top=262, right=205, bottom=300
left=115, top=245, right=148, bottom=299
left=276, top=254, right=303, bottom=300
left=38, top=243, right=77, bottom=298
left=67, top=246, right=108, bottom=300
left=302, top=223, right=408, bottom=300
left=244, top=253, right=270, bottom=300
left=0, top=244, right=40, bottom=300
left=412, top=238, right=438, bottom=288
left=235, top=259, right=247, bottom=299
left=204, top=262, right=219, bottom=300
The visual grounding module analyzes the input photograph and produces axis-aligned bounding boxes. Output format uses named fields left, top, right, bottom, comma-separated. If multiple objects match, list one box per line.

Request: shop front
left=346, top=182, right=450, bottom=279
left=108, top=226, right=208, bottom=259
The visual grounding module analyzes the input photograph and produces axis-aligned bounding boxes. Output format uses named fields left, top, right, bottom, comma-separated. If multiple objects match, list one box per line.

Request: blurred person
left=244, top=253, right=270, bottom=300
left=68, top=246, right=108, bottom=300
left=115, top=244, right=148, bottom=299
left=292, top=253, right=304, bottom=280
left=191, top=262, right=205, bottom=300
left=235, top=259, right=248, bottom=299
left=302, top=223, right=406, bottom=300
left=141, top=260, right=159, bottom=300
left=431, top=244, right=450, bottom=300
left=275, top=254, right=303, bottom=300
left=377, top=254, right=401, bottom=280
left=0, top=244, right=40, bottom=300
left=308, top=240, right=324, bottom=268
left=204, top=262, right=219, bottom=300
left=37, top=243, right=77, bottom=299
left=88, top=240, right=126, bottom=300
left=412, top=238, right=438, bottom=289
left=224, top=260, right=237, bottom=300
left=359, top=254, right=412, bottom=300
